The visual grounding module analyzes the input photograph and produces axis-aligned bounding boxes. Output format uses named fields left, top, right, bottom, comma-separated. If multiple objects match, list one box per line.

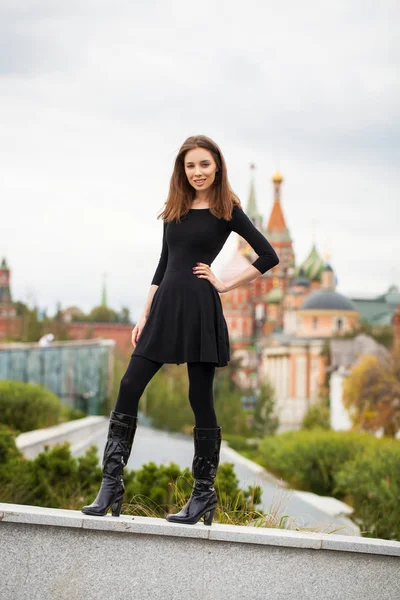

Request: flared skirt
left=132, top=269, right=230, bottom=367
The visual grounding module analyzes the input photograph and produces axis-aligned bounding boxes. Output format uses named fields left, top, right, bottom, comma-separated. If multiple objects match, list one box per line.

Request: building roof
left=350, top=285, right=400, bottom=326
left=299, top=289, right=358, bottom=312
left=329, top=334, right=389, bottom=370
left=297, top=244, right=325, bottom=281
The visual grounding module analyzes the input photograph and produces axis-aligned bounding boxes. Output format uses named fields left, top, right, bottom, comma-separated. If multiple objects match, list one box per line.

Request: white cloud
left=1, top=0, right=399, bottom=319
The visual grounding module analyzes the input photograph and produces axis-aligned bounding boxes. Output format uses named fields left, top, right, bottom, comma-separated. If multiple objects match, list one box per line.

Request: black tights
left=114, top=354, right=218, bottom=428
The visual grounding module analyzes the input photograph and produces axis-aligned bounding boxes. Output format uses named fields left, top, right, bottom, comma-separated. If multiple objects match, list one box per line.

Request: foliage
left=257, top=429, right=379, bottom=496
left=144, top=365, right=194, bottom=432
left=123, top=460, right=261, bottom=517
left=0, top=380, right=85, bottom=432
left=142, top=363, right=251, bottom=436
left=342, top=350, right=400, bottom=437
left=214, top=369, right=252, bottom=436
left=72, top=305, right=132, bottom=324
left=0, top=380, right=62, bottom=432
left=252, top=379, right=279, bottom=437
left=0, top=428, right=261, bottom=522
left=301, top=399, right=331, bottom=431
left=334, top=441, right=400, bottom=540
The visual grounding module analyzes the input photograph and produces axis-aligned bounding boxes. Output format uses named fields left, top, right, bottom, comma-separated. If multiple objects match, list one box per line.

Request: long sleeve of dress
left=151, top=221, right=169, bottom=285
left=229, top=205, right=279, bottom=274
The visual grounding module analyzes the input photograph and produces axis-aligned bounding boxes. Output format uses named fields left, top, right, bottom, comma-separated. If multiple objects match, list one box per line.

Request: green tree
left=301, top=399, right=331, bottom=430
left=342, top=350, right=400, bottom=438
left=214, top=370, right=252, bottom=436
left=252, top=380, right=279, bottom=437
left=145, top=365, right=194, bottom=432
left=87, top=305, right=119, bottom=323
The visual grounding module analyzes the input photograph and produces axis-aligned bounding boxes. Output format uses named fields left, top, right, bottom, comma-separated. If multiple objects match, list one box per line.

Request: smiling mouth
left=194, top=179, right=206, bottom=183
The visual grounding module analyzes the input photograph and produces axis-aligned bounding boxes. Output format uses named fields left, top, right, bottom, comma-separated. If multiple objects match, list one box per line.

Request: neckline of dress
left=189, top=207, right=210, bottom=210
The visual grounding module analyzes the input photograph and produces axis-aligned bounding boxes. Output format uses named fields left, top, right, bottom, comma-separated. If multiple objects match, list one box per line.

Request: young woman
left=81, top=135, right=279, bottom=525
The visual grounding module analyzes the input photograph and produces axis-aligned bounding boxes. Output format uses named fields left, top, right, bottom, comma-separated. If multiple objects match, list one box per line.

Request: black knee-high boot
left=81, top=411, right=137, bottom=517
left=166, top=426, right=222, bottom=526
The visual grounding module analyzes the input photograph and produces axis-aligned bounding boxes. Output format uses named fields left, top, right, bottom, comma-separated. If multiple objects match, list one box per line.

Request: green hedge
left=334, top=443, right=400, bottom=540
left=258, top=429, right=381, bottom=496
left=0, top=426, right=261, bottom=518
left=0, top=380, right=84, bottom=432
left=257, top=429, right=400, bottom=541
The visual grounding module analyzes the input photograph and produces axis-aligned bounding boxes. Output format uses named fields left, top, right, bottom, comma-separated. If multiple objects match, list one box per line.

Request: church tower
left=0, top=257, right=19, bottom=339
left=265, top=170, right=295, bottom=291
left=0, top=257, right=13, bottom=306
left=238, top=164, right=263, bottom=257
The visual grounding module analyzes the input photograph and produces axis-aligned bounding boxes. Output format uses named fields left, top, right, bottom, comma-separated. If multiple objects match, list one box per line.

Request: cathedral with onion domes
left=219, top=166, right=399, bottom=431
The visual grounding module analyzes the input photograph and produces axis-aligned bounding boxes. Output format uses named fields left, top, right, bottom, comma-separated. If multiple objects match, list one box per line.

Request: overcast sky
left=1, top=0, right=399, bottom=320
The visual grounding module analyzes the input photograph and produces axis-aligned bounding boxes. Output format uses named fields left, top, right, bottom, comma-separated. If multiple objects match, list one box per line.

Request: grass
left=122, top=475, right=349, bottom=535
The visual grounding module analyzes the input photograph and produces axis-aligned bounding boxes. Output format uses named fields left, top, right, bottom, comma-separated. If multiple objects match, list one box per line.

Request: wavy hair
left=158, top=135, right=241, bottom=223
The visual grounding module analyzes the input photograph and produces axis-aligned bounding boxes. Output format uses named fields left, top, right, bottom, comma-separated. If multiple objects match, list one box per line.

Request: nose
left=194, top=165, right=203, bottom=176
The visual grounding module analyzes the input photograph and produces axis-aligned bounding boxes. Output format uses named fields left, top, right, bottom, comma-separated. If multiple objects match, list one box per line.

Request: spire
left=266, top=170, right=291, bottom=240
left=1, top=257, right=8, bottom=269
left=246, top=163, right=260, bottom=221
left=101, top=272, right=107, bottom=307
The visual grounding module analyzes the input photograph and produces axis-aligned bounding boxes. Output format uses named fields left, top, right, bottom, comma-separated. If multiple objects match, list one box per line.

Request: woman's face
left=184, top=147, right=218, bottom=194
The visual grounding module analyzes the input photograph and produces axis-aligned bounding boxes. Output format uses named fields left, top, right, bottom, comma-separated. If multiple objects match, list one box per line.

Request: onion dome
left=292, top=267, right=310, bottom=288
left=297, top=244, right=325, bottom=281
left=265, top=286, right=284, bottom=304
left=299, top=289, right=358, bottom=311
left=272, top=170, right=283, bottom=183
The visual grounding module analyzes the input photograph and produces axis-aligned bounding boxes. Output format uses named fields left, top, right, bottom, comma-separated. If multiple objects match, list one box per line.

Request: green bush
left=0, top=429, right=261, bottom=518
left=258, top=429, right=380, bottom=496
left=223, top=433, right=259, bottom=453
left=301, top=401, right=331, bottom=430
left=124, top=460, right=261, bottom=517
left=0, top=380, right=84, bottom=432
left=334, top=441, right=400, bottom=540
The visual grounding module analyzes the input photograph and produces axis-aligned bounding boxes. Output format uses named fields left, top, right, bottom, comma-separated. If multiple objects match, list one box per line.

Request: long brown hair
left=158, top=135, right=241, bottom=223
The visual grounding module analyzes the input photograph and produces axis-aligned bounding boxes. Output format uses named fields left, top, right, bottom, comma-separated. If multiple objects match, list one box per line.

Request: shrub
left=301, top=401, right=331, bottom=430
left=258, top=429, right=380, bottom=496
left=0, top=430, right=261, bottom=520
left=334, top=441, right=400, bottom=540
left=0, top=380, right=84, bottom=432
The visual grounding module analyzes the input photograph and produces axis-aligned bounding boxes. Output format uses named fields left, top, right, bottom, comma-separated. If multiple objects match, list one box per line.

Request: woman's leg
left=166, top=360, right=221, bottom=525
left=82, top=354, right=163, bottom=517
left=114, top=354, right=163, bottom=416
left=186, top=361, right=218, bottom=427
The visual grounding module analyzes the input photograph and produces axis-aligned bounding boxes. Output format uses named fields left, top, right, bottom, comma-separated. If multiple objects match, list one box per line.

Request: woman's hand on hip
left=193, top=262, right=228, bottom=294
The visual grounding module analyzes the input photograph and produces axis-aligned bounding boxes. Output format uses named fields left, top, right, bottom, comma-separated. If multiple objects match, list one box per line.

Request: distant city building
left=0, top=257, right=20, bottom=339
left=219, top=167, right=397, bottom=432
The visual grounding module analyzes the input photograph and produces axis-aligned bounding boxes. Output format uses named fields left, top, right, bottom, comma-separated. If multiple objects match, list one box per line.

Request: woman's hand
left=193, top=262, right=228, bottom=294
left=131, top=315, right=148, bottom=348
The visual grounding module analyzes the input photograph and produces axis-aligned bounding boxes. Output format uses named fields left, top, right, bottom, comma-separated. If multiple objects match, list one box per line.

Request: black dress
left=132, top=205, right=279, bottom=367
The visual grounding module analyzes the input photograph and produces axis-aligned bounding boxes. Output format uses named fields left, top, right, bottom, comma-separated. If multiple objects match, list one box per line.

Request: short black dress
left=132, top=205, right=279, bottom=367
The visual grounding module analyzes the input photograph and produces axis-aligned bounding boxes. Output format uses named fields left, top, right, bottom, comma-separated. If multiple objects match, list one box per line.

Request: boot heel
left=203, top=505, right=216, bottom=526
left=111, top=495, right=123, bottom=517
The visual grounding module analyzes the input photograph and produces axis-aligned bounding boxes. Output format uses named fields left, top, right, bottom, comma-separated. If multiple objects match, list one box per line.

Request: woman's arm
left=138, top=221, right=168, bottom=320
left=224, top=205, right=279, bottom=292
left=151, top=220, right=169, bottom=286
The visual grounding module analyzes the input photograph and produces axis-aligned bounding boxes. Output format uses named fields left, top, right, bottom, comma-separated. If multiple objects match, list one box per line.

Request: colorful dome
left=272, top=170, right=283, bottom=183
left=297, top=244, right=325, bottom=281
left=265, top=287, right=284, bottom=304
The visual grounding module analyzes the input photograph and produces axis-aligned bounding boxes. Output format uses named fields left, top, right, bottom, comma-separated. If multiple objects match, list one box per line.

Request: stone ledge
left=15, top=416, right=107, bottom=459
left=1, top=502, right=399, bottom=556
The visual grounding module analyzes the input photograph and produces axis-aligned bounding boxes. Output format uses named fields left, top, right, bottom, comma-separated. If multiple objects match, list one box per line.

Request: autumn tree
left=342, top=350, right=400, bottom=437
